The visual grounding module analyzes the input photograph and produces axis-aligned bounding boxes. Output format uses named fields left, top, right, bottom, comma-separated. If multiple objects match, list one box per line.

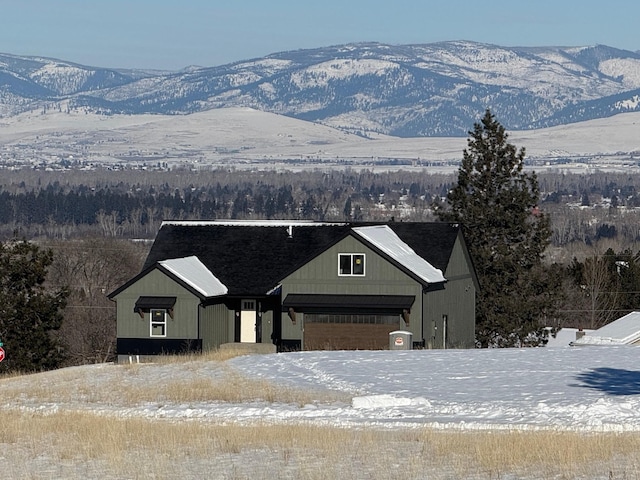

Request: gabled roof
left=352, top=225, right=445, bottom=284
left=572, top=312, right=640, bottom=346
left=158, top=256, right=228, bottom=298
left=384, top=222, right=460, bottom=272
left=108, top=255, right=228, bottom=300
left=138, top=220, right=463, bottom=296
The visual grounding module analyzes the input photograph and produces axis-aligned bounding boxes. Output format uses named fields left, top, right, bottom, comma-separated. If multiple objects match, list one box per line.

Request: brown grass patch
left=120, top=365, right=347, bottom=406
left=154, top=345, right=274, bottom=363
left=0, top=353, right=350, bottom=408
left=1, top=411, right=640, bottom=479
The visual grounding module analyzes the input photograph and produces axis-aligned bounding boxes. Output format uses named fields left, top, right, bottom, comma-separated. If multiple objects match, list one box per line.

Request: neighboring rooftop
left=572, top=311, right=640, bottom=346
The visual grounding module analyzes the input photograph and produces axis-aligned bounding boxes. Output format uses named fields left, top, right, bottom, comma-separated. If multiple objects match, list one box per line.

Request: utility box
left=389, top=330, right=412, bottom=350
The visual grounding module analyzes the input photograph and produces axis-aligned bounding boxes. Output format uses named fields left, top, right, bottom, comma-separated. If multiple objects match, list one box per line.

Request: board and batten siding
left=280, top=235, right=424, bottom=341
left=423, top=234, right=476, bottom=348
left=281, top=310, right=304, bottom=343
left=199, top=301, right=276, bottom=350
left=423, top=278, right=475, bottom=348
left=258, top=308, right=274, bottom=345
left=444, top=232, right=477, bottom=281
left=199, top=303, right=232, bottom=351
left=114, top=268, right=201, bottom=339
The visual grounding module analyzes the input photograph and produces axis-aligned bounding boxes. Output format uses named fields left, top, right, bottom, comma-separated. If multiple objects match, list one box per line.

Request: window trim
left=338, top=253, right=366, bottom=277
left=150, top=308, right=167, bottom=337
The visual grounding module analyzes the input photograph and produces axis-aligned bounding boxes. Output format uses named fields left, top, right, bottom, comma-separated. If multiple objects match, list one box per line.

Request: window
left=150, top=309, right=167, bottom=337
left=338, top=253, right=365, bottom=276
left=242, top=300, right=255, bottom=310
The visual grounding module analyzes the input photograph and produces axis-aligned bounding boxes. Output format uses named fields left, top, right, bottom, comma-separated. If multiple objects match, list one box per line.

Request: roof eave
left=348, top=230, right=446, bottom=287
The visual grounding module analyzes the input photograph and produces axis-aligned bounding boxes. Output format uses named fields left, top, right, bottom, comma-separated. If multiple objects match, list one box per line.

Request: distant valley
left=1, top=41, right=640, bottom=172
left=0, top=106, right=639, bottom=173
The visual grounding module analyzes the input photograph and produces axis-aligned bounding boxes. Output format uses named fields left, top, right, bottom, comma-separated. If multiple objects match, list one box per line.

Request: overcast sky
left=2, top=0, right=638, bottom=70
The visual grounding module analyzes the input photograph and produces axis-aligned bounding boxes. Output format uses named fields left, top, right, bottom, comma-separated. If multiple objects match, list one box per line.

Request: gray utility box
left=389, top=330, right=413, bottom=350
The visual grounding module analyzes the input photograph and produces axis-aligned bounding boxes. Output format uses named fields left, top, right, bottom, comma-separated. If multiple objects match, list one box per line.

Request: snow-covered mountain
left=2, top=41, right=640, bottom=136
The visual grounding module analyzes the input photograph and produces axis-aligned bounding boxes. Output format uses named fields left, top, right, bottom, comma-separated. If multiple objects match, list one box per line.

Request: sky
left=2, top=0, right=639, bottom=71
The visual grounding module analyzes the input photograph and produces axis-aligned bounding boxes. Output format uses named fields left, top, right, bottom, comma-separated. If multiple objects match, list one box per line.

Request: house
left=571, top=312, right=640, bottom=346
left=108, top=220, right=478, bottom=361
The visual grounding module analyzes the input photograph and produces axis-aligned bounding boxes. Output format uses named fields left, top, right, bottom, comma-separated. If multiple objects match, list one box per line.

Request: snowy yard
left=229, top=346, right=640, bottom=432
left=5, top=345, right=640, bottom=431
left=2, top=345, right=640, bottom=479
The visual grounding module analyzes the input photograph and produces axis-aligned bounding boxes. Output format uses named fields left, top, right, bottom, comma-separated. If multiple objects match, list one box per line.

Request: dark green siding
left=424, top=233, right=476, bottom=348
left=259, top=309, right=274, bottom=345
left=281, top=236, right=422, bottom=342
left=200, top=303, right=232, bottom=351
left=114, top=269, right=200, bottom=339
left=280, top=232, right=476, bottom=349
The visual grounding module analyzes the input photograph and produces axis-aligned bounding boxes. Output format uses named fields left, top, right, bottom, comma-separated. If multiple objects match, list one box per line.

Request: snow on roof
left=352, top=225, right=446, bottom=284
left=158, top=256, right=228, bottom=298
left=546, top=328, right=594, bottom=347
left=573, top=311, right=640, bottom=346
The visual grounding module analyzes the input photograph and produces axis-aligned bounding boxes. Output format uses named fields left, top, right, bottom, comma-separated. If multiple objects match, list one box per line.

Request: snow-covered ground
left=229, top=346, right=640, bottom=432
left=6, top=345, right=640, bottom=432
left=4, top=345, right=640, bottom=479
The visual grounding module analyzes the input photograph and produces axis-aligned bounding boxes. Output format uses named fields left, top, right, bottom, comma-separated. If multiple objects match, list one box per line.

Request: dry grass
left=422, top=429, right=640, bottom=479
left=1, top=411, right=639, bottom=479
left=0, top=349, right=349, bottom=407
left=154, top=345, right=268, bottom=363
left=121, top=364, right=346, bottom=406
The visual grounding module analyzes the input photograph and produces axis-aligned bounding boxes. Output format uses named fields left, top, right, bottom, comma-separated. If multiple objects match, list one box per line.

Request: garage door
left=303, top=313, right=400, bottom=350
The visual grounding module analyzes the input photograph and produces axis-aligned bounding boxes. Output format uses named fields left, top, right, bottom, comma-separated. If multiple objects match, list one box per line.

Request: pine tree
left=436, top=109, right=556, bottom=347
left=0, top=240, right=68, bottom=372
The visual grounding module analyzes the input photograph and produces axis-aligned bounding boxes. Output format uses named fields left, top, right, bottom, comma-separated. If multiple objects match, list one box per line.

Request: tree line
left=2, top=168, right=640, bottom=249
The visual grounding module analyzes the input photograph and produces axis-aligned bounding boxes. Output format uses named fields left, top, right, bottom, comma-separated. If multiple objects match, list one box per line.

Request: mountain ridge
left=1, top=41, right=640, bottom=137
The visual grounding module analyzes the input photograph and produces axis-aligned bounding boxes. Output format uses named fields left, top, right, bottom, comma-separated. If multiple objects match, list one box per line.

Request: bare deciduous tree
left=48, top=238, right=148, bottom=365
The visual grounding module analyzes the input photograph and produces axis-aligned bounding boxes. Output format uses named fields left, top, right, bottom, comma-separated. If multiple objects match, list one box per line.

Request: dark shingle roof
left=143, top=222, right=350, bottom=295
left=141, top=221, right=461, bottom=296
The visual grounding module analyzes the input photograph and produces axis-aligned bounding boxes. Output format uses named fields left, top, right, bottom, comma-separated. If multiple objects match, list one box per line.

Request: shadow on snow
left=574, top=368, right=640, bottom=395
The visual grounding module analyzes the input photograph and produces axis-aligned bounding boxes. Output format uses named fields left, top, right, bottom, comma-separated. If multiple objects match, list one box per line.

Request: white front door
left=240, top=300, right=256, bottom=343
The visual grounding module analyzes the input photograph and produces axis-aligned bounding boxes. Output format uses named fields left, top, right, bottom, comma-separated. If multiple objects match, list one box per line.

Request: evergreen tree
left=436, top=109, right=556, bottom=347
left=0, top=240, right=68, bottom=372
left=343, top=196, right=352, bottom=220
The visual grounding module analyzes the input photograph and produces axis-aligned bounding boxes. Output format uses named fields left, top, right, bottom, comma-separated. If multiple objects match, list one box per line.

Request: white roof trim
left=352, top=225, right=446, bottom=284
left=158, top=256, right=228, bottom=298
left=161, top=220, right=347, bottom=227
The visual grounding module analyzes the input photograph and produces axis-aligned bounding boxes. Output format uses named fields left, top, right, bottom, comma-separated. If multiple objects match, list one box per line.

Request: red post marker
left=0, top=346, right=5, bottom=362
